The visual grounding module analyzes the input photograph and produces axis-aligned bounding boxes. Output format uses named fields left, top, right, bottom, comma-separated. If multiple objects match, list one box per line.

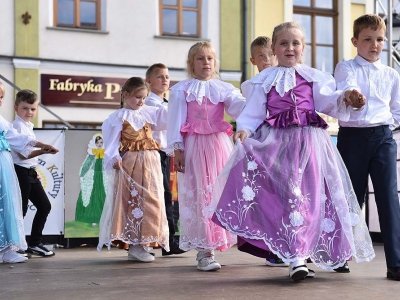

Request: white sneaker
left=128, top=245, right=155, bottom=262
left=1, top=250, right=28, bottom=263
left=196, top=251, right=221, bottom=271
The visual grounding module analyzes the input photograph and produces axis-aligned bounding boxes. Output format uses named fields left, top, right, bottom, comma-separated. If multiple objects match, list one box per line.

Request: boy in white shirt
left=12, top=89, right=58, bottom=257
left=145, top=63, right=185, bottom=256
left=334, top=14, right=400, bottom=280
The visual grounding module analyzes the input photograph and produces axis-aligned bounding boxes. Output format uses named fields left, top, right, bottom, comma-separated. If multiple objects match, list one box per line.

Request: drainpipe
left=241, top=0, right=248, bottom=84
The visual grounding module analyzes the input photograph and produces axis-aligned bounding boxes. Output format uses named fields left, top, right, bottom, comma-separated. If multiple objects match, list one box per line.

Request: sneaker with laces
left=1, top=250, right=28, bottom=263
left=196, top=251, right=221, bottom=271
left=265, top=258, right=289, bottom=267
left=26, top=244, right=55, bottom=257
left=128, top=245, right=155, bottom=262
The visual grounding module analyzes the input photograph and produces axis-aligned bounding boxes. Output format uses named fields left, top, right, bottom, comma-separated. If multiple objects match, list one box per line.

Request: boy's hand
left=345, top=89, right=366, bottom=109
left=233, top=130, right=248, bottom=143
left=42, top=145, right=58, bottom=154
left=174, top=150, right=185, bottom=173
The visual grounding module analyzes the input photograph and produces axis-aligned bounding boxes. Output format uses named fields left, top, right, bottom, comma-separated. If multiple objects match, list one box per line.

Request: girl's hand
left=174, top=149, right=185, bottom=173
left=113, top=160, right=122, bottom=170
left=233, top=130, right=248, bottom=143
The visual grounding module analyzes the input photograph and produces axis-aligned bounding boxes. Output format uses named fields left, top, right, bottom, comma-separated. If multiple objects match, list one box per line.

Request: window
left=54, top=0, right=101, bottom=30
left=293, top=0, right=337, bottom=73
left=159, top=0, right=202, bottom=37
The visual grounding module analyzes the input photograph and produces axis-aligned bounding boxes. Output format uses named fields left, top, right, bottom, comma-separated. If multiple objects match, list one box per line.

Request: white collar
left=354, top=55, right=383, bottom=70
left=15, top=115, right=34, bottom=129
left=112, top=107, right=157, bottom=131
left=243, top=64, right=332, bottom=97
left=171, top=78, right=232, bottom=105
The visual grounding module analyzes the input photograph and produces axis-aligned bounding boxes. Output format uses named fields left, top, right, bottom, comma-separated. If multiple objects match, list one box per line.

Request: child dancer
left=145, top=63, right=186, bottom=256
left=334, top=14, right=400, bottom=279
left=97, top=77, right=169, bottom=262
left=12, top=89, right=58, bottom=257
left=211, top=22, right=375, bottom=281
left=242, top=35, right=289, bottom=268
left=167, top=41, right=245, bottom=271
left=0, top=82, right=57, bottom=263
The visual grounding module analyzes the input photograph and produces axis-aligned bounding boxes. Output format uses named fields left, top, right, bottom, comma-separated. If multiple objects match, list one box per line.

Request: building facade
left=0, top=0, right=379, bottom=134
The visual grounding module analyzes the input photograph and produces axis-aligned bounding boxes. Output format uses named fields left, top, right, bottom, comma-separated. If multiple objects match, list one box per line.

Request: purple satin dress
left=212, top=75, right=374, bottom=270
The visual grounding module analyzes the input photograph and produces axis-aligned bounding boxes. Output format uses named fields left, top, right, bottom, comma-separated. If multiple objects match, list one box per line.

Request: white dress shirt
left=334, top=55, right=400, bottom=130
left=145, top=92, right=168, bottom=151
left=11, top=115, right=38, bottom=168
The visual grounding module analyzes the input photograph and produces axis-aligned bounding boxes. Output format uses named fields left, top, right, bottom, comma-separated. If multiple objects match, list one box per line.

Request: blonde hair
left=120, top=77, right=149, bottom=108
left=271, top=22, right=305, bottom=64
left=186, top=41, right=219, bottom=79
left=250, top=36, right=272, bottom=57
left=353, top=14, right=386, bottom=39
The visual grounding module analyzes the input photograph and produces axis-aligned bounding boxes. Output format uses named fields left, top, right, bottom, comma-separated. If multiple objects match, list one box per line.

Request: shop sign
left=41, top=74, right=128, bottom=108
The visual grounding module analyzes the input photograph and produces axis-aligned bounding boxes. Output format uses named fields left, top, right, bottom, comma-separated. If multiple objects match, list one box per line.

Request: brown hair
left=353, top=14, right=386, bottom=39
left=120, top=77, right=149, bottom=108
left=186, top=41, right=219, bottom=79
left=146, top=63, right=168, bottom=79
left=0, top=81, right=4, bottom=94
left=15, top=89, right=38, bottom=105
left=250, top=36, right=272, bottom=57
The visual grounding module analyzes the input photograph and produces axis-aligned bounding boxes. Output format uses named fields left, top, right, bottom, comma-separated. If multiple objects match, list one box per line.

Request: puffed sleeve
left=102, top=117, right=122, bottom=170
left=0, top=116, right=36, bottom=157
left=223, top=85, right=246, bottom=120
left=150, top=105, right=168, bottom=131
left=389, top=72, right=400, bottom=129
left=236, top=82, right=267, bottom=133
left=167, top=89, right=187, bottom=151
left=312, top=71, right=351, bottom=121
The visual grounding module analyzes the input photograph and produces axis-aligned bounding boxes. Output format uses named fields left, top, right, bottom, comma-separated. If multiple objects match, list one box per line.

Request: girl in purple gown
left=211, top=22, right=375, bottom=281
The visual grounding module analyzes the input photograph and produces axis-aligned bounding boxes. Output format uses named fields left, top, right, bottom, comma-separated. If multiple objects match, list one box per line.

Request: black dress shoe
left=334, top=262, right=350, bottom=273
left=387, top=267, right=400, bottom=280
left=162, top=242, right=186, bottom=256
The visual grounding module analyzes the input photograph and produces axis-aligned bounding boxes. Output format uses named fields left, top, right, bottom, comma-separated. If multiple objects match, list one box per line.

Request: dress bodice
left=119, top=121, right=160, bottom=152
left=266, top=73, right=328, bottom=129
left=181, top=99, right=233, bottom=136
left=0, top=131, right=11, bottom=152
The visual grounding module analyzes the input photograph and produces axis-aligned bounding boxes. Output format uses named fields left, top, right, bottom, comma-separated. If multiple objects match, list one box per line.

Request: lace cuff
left=166, top=142, right=184, bottom=157
left=105, top=155, right=122, bottom=171
left=336, top=94, right=353, bottom=122
left=20, top=140, right=38, bottom=158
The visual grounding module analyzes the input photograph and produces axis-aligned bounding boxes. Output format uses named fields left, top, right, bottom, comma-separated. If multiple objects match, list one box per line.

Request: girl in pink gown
left=167, top=41, right=245, bottom=271
left=211, top=22, right=375, bottom=281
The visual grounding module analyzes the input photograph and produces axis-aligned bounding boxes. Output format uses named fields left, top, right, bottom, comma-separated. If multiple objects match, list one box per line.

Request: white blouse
left=238, top=64, right=350, bottom=133
left=102, top=106, right=168, bottom=170
left=167, top=78, right=246, bottom=149
left=0, top=115, right=36, bottom=158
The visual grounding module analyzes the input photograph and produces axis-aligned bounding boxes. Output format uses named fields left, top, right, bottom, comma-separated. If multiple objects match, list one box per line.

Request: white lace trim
left=104, top=155, right=121, bottom=171
left=107, top=107, right=158, bottom=131
left=246, top=64, right=333, bottom=97
left=170, top=78, right=235, bottom=105
left=20, top=140, right=38, bottom=158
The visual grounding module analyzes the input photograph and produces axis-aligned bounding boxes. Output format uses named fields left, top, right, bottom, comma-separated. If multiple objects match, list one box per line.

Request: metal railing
left=0, top=74, right=74, bottom=129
